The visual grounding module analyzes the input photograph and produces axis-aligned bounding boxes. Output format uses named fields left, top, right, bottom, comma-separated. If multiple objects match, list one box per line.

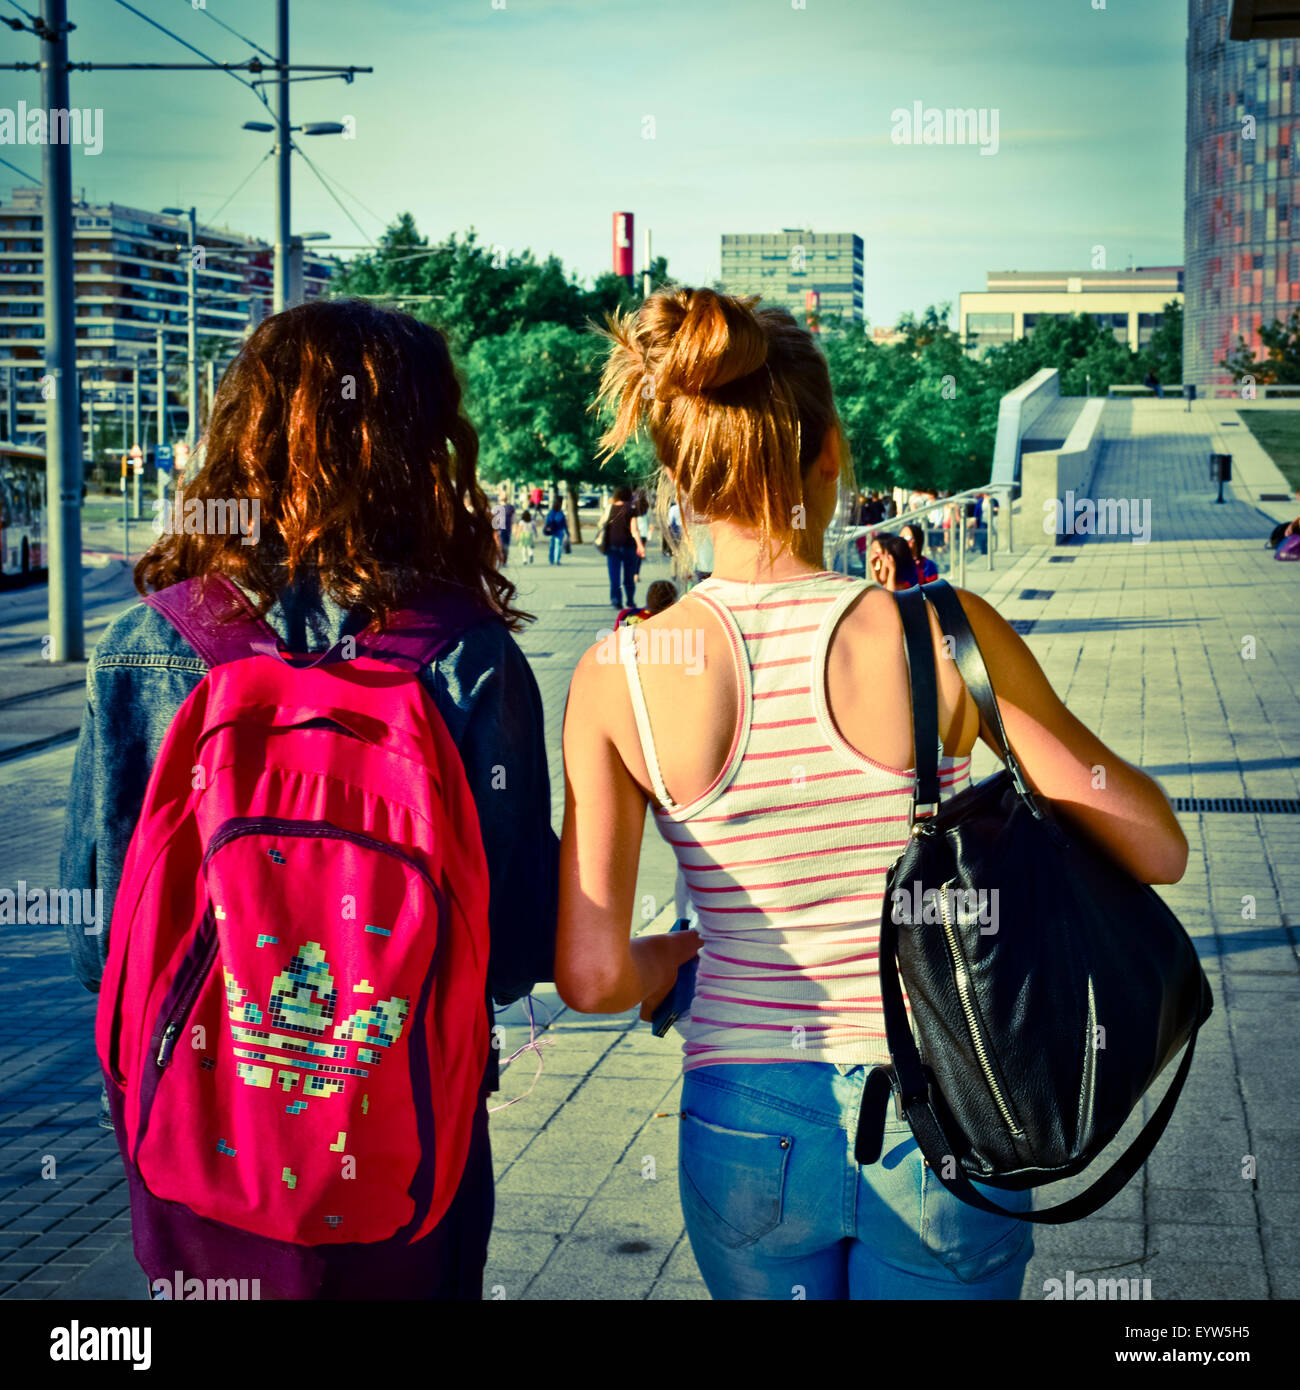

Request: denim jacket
left=59, top=582, right=559, bottom=1041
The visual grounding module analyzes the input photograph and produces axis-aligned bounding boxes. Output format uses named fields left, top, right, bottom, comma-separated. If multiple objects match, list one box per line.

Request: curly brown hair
left=135, top=297, right=529, bottom=629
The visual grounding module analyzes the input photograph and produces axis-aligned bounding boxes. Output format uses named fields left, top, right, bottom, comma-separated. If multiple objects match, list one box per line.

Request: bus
left=0, top=442, right=46, bottom=581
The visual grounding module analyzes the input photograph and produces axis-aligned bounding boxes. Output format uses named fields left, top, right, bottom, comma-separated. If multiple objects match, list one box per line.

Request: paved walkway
left=0, top=405, right=1297, bottom=1299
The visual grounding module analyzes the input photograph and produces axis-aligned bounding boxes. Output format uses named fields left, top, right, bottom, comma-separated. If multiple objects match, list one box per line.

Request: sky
left=0, top=0, right=1189, bottom=328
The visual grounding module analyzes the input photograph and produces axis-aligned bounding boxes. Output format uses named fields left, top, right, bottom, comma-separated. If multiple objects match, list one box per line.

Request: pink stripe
left=679, top=840, right=907, bottom=869
left=699, top=970, right=879, bottom=984
left=704, top=949, right=879, bottom=970
left=689, top=868, right=886, bottom=894
left=749, top=656, right=807, bottom=669
left=666, top=813, right=908, bottom=849
left=751, top=686, right=812, bottom=700
left=701, top=892, right=886, bottom=915
left=688, top=1014, right=843, bottom=1031
left=725, top=767, right=864, bottom=792
left=740, top=744, right=834, bottom=761
left=740, top=624, right=822, bottom=640
left=682, top=1047, right=889, bottom=1067
left=725, top=596, right=839, bottom=612
left=748, top=717, right=818, bottom=731
left=688, top=789, right=909, bottom=824
left=696, top=993, right=888, bottom=1010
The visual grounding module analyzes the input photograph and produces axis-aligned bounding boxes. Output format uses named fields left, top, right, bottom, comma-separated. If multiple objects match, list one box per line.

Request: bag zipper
left=938, top=888, right=1023, bottom=1137
left=156, top=912, right=218, bottom=1068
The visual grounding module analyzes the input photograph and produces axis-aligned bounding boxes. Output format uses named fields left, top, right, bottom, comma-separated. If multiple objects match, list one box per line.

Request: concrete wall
left=1014, top=397, right=1107, bottom=549
left=989, top=367, right=1061, bottom=490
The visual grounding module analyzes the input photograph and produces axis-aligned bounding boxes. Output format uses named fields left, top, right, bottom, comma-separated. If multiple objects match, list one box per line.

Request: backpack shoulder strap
left=359, top=585, right=498, bottom=672
left=142, top=574, right=275, bottom=668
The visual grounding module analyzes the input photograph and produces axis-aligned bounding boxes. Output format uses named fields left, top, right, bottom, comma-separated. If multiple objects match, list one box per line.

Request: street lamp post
left=241, top=116, right=345, bottom=314
left=162, top=207, right=201, bottom=454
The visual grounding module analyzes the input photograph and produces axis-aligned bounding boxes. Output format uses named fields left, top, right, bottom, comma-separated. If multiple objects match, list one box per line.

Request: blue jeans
left=678, top=1063, right=1033, bottom=1300
left=607, top=544, right=637, bottom=606
left=549, top=533, right=565, bottom=564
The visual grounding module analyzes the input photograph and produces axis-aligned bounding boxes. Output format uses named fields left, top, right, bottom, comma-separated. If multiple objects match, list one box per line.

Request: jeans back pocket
left=679, top=1111, right=792, bottom=1250
left=920, top=1164, right=1034, bottom=1284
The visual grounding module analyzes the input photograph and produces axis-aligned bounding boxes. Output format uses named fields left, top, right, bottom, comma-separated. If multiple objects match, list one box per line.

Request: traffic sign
left=155, top=444, right=173, bottom=472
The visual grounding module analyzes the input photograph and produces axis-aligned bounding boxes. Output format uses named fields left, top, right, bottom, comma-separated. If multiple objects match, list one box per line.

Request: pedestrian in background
left=494, top=483, right=515, bottom=565
left=603, top=484, right=645, bottom=609
left=544, top=494, right=568, bottom=564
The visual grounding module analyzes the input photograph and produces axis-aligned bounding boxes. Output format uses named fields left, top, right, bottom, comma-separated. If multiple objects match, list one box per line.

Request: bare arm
left=956, top=589, right=1188, bottom=885
left=556, top=645, right=698, bottom=1013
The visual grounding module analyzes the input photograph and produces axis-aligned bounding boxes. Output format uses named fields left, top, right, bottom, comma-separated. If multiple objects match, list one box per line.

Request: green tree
left=823, top=305, right=998, bottom=494
left=465, top=324, right=648, bottom=531
left=1221, top=306, right=1300, bottom=384
left=1135, top=298, right=1183, bottom=384
left=982, top=312, right=1144, bottom=397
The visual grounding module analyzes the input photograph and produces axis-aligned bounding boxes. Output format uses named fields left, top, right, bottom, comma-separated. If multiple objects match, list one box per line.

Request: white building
left=958, top=267, right=1183, bottom=357
left=0, top=186, right=334, bottom=459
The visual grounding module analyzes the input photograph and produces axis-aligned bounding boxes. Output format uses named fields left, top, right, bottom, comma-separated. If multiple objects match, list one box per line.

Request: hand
left=635, top=543, right=646, bottom=559
left=870, top=550, right=897, bottom=590
left=631, top=930, right=701, bottom=1021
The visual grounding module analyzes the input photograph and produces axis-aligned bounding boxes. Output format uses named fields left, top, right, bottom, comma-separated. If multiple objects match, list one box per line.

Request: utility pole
left=185, top=209, right=199, bottom=448
left=40, top=0, right=83, bottom=661
left=2, top=366, right=17, bottom=444
left=155, top=325, right=166, bottom=507
left=643, top=226, right=652, bottom=301
left=275, top=0, right=291, bottom=313
left=131, top=357, right=141, bottom=452
left=2, top=0, right=368, bottom=653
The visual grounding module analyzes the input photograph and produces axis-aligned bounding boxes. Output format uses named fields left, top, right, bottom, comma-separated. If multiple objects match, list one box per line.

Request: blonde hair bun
left=650, top=288, right=768, bottom=397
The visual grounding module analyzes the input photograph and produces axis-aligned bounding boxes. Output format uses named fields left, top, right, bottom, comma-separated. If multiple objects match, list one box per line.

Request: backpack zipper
left=938, top=889, right=1023, bottom=1138
left=156, top=914, right=219, bottom=1068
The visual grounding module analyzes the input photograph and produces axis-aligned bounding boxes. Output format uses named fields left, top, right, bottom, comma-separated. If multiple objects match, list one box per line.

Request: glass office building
left=1184, top=0, right=1300, bottom=387
left=719, top=230, right=863, bottom=327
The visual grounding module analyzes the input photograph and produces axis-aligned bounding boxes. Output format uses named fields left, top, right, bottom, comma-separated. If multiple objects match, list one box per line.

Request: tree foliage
left=1222, top=305, right=1300, bottom=384
left=330, top=217, right=1186, bottom=497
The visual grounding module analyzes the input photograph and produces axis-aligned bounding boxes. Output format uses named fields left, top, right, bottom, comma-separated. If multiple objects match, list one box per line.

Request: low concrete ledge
left=1013, top=396, right=1106, bottom=549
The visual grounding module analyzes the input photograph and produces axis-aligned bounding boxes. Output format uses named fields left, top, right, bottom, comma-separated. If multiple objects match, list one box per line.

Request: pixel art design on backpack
left=223, top=942, right=411, bottom=1109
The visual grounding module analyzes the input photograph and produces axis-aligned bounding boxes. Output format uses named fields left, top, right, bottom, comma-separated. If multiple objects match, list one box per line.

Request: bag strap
left=144, top=574, right=492, bottom=672
left=893, top=587, right=941, bottom=817
left=142, top=575, right=276, bottom=667
left=915, top=580, right=1042, bottom=814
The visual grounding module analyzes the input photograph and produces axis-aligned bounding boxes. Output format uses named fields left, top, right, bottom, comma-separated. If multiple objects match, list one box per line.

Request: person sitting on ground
left=1267, top=516, right=1300, bottom=549
left=901, top=522, right=940, bottom=583
left=616, top=579, right=678, bottom=628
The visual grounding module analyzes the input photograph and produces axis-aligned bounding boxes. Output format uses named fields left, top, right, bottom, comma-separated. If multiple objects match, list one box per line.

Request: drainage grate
left=1048, top=556, right=1076, bottom=563
left=522, top=651, right=554, bottom=659
left=1260, top=493, right=1293, bottom=502
left=1008, top=619, right=1037, bottom=635
left=1172, top=796, right=1300, bottom=814
left=1018, top=589, right=1054, bottom=600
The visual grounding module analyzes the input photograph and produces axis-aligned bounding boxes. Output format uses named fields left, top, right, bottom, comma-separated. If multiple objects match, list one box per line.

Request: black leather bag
left=853, top=580, right=1213, bottom=1224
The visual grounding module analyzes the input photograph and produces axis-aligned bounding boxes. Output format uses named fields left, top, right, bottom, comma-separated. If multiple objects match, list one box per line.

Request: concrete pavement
left=1, top=406, right=1297, bottom=1299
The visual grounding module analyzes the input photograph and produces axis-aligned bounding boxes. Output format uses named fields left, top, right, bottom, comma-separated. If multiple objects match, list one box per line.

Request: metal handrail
left=827, top=481, right=1019, bottom=587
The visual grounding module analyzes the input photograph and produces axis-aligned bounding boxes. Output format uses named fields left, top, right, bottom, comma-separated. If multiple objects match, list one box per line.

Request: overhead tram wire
left=0, top=0, right=36, bottom=26
left=108, top=0, right=274, bottom=115
left=182, top=0, right=275, bottom=62
left=297, top=154, right=388, bottom=240
left=0, top=154, right=40, bottom=185
left=203, top=146, right=275, bottom=233
left=292, top=143, right=375, bottom=249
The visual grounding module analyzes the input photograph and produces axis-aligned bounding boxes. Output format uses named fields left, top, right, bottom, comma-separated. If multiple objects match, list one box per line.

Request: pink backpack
left=96, top=575, right=495, bottom=1297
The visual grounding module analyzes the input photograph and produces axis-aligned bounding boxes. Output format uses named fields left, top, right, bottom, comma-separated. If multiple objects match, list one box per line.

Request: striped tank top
left=620, top=570, right=971, bottom=1072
